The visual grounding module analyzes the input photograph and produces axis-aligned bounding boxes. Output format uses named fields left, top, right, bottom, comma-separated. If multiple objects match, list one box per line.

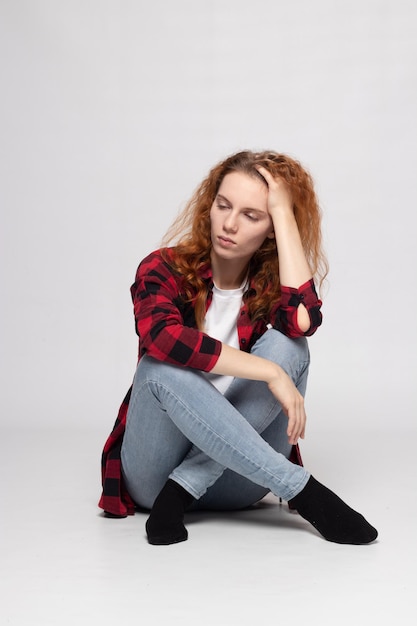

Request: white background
left=1, top=0, right=416, bottom=434
left=1, top=3, right=417, bottom=625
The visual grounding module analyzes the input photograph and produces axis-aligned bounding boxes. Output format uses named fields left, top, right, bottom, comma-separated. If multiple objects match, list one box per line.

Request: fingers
left=255, top=165, right=283, bottom=188
left=255, top=165, right=274, bottom=185
left=268, top=373, right=306, bottom=444
left=255, top=165, right=293, bottom=214
left=286, top=401, right=306, bottom=445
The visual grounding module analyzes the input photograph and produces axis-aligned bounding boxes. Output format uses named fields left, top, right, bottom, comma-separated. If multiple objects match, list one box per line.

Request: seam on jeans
left=149, top=378, right=304, bottom=500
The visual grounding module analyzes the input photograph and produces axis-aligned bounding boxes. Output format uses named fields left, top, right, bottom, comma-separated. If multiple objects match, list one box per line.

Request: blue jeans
left=121, top=329, right=311, bottom=511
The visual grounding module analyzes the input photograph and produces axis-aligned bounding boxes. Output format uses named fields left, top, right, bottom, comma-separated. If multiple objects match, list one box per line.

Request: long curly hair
left=161, top=150, right=328, bottom=329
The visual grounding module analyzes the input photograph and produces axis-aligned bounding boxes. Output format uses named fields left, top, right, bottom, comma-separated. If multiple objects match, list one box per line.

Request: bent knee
left=251, top=329, right=310, bottom=370
left=135, top=355, right=209, bottom=390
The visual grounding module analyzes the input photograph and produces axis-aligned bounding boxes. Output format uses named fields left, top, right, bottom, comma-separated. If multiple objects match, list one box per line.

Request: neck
left=210, top=253, right=249, bottom=290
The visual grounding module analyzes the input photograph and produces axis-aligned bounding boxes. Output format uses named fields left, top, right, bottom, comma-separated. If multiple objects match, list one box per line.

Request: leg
left=122, top=330, right=308, bottom=507
left=120, top=362, right=195, bottom=511
left=172, top=329, right=309, bottom=508
left=194, top=415, right=291, bottom=511
left=123, top=338, right=377, bottom=545
left=121, top=341, right=308, bottom=544
left=122, top=349, right=309, bottom=506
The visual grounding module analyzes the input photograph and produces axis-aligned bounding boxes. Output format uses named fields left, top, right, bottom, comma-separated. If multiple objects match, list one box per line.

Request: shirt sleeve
left=271, top=279, right=323, bottom=338
left=130, top=251, right=222, bottom=371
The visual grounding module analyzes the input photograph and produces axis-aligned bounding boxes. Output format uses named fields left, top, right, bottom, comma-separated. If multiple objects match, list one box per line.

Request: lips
left=218, top=236, right=236, bottom=245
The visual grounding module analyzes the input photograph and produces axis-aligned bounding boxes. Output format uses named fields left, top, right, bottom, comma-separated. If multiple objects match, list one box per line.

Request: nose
left=223, top=211, right=238, bottom=233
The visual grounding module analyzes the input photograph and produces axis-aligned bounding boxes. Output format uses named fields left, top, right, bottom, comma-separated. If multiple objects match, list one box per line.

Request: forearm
left=272, top=211, right=313, bottom=332
left=210, top=342, right=281, bottom=384
left=272, top=210, right=312, bottom=288
left=210, top=342, right=306, bottom=444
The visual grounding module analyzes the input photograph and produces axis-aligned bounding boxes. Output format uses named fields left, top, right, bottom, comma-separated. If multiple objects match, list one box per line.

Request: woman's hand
left=268, top=368, right=306, bottom=445
left=256, top=165, right=313, bottom=297
left=256, top=165, right=294, bottom=220
left=211, top=343, right=307, bottom=444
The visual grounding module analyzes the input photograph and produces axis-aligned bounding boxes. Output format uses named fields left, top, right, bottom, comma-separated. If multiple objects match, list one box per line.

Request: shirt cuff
left=280, top=279, right=321, bottom=308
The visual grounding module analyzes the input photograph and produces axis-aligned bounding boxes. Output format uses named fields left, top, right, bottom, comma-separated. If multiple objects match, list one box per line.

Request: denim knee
left=251, top=329, right=310, bottom=382
left=136, top=354, right=200, bottom=387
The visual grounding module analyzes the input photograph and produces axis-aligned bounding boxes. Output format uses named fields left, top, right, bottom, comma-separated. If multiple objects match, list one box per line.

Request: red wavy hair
left=161, top=150, right=328, bottom=329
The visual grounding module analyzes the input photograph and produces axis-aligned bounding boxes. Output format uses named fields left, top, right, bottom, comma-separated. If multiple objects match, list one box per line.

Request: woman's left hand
left=256, top=165, right=294, bottom=220
left=267, top=368, right=306, bottom=445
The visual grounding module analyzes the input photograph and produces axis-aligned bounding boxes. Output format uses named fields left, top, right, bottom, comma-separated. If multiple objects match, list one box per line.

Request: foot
left=145, top=479, right=195, bottom=545
left=289, top=476, right=378, bottom=545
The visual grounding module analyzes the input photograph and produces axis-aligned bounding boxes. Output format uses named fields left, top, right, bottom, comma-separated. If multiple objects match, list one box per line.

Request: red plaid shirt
left=99, top=248, right=323, bottom=516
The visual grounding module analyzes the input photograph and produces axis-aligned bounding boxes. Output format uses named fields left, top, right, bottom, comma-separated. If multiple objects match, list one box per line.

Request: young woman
left=99, top=150, right=378, bottom=546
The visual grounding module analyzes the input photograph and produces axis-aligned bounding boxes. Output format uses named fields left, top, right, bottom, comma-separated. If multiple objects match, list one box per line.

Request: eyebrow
left=216, top=193, right=267, bottom=214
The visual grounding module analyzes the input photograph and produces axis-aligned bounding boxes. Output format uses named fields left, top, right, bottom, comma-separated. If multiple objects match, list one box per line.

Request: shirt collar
left=199, top=261, right=256, bottom=295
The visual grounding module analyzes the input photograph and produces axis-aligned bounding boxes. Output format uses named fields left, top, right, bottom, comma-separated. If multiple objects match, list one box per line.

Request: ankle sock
left=289, top=476, right=378, bottom=545
left=145, top=479, right=195, bottom=545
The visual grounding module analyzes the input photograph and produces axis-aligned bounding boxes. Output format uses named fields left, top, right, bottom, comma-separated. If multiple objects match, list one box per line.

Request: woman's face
left=210, top=171, right=274, bottom=267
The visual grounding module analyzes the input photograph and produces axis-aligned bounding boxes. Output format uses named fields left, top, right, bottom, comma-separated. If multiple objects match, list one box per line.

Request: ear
left=266, top=229, right=275, bottom=239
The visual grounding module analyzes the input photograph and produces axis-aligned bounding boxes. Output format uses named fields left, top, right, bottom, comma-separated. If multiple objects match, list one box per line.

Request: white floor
left=1, top=426, right=415, bottom=625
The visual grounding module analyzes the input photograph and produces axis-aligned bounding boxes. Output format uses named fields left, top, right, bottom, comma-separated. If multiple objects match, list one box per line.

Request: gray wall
left=1, top=0, right=416, bottom=434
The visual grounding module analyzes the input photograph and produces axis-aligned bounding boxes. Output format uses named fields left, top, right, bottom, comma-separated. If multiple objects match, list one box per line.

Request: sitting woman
left=99, top=150, right=378, bottom=546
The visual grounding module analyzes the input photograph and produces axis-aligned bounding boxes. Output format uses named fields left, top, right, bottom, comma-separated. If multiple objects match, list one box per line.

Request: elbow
left=302, top=307, right=323, bottom=336
left=296, top=304, right=311, bottom=333
left=292, top=304, right=323, bottom=336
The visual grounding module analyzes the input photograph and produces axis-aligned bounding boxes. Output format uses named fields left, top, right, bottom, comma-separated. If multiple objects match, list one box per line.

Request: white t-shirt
left=203, top=278, right=247, bottom=394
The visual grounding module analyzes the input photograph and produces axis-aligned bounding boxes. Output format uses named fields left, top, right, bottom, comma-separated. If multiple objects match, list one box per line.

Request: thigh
left=121, top=360, right=193, bottom=509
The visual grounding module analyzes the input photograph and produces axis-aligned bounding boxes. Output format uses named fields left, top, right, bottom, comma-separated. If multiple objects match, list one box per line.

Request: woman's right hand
left=268, top=368, right=306, bottom=445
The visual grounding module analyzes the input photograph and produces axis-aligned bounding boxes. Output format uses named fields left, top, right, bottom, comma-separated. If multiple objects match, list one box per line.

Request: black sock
left=145, top=479, right=195, bottom=545
left=289, top=476, right=378, bottom=545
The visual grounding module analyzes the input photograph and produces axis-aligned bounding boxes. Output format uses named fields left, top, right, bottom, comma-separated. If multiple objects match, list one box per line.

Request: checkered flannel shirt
left=99, top=248, right=323, bottom=516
